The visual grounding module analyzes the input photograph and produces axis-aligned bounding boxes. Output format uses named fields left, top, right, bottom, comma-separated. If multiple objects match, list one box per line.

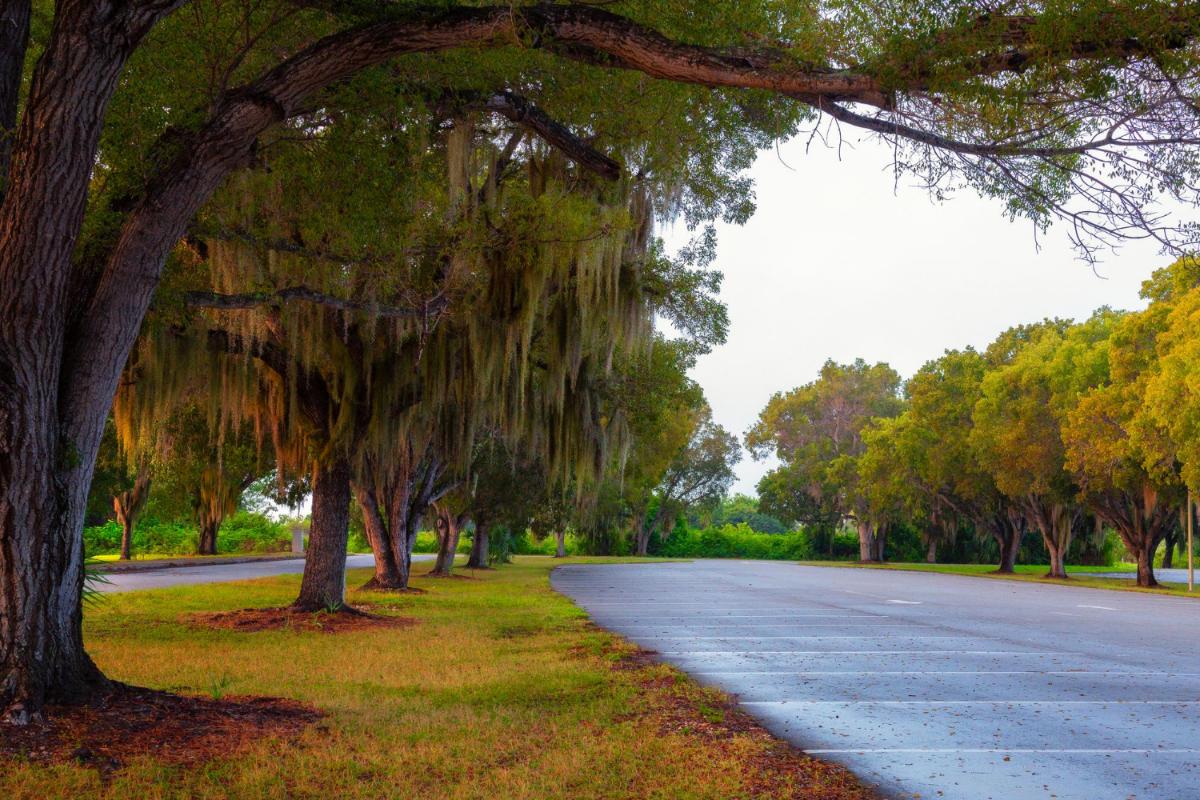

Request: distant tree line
left=748, top=258, right=1200, bottom=588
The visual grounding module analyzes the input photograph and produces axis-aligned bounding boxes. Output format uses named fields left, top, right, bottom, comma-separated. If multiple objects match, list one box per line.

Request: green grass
left=91, top=552, right=293, bottom=563
left=2, top=556, right=871, bottom=800
left=798, top=560, right=1200, bottom=597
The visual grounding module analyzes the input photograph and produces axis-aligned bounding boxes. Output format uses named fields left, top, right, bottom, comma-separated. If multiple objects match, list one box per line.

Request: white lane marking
left=659, top=649, right=1039, bottom=656
left=690, top=670, right=1200, bottom=676
left=1077, top=604, right=1118, bottom=611
left=743, top=699, right=1200, bottom=706
left=886, top=599, right=922, bottom=605
left=805, top=748, right=1200, bottom=755
left=1049, top=611, right=1080, bottom=617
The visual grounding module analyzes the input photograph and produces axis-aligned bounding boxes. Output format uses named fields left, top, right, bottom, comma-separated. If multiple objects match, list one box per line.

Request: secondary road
left=99, top=554, right=432, bottom=592
left=552, top=560, right=1200, bottom=800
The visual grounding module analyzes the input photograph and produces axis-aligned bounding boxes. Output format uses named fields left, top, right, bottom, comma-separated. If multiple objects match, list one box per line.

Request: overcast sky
left=662, top=133, right=1170, bottom=496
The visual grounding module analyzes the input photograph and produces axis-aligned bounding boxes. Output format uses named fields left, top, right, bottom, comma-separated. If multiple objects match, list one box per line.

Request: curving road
left=552, top=560, right=1200, bottom=800
left=98, top=554, right=432, bottom=593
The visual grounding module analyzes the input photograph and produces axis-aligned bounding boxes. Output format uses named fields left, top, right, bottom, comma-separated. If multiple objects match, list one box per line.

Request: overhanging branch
left=481, top=90, right=619, bottom=180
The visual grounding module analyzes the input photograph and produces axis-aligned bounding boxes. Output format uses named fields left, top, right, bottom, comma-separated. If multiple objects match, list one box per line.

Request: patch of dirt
left=599, top=641, right=880, bottom=799
left=188, top=606, right=415, bottom=634
left=0, top=684, right=320, bottom=773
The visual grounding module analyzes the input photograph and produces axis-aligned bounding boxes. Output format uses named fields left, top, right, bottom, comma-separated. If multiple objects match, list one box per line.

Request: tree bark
left=293, top=458, right=352, bottom=611
left=1134, top=542, right=1159, bottom=588
left=990, top=507, right=1023, bottom=574
left=353, top=482, right=405, bottom=590
left=196, top=518, right=219, bottom=556
left=857, top=521, right=883, bottom=563
left=466, top=521, right=489, bottom=569
left=1025, top=498, right=1075, bottom=579
left=0, top=0, right=31, bottom=191
left=112, top=469, right=150, bottom=561
left=925, top=538, right=937, bottom=564
left=554, top=529, right=567, bottom=558
left=430, top=503, right=465, bottom=577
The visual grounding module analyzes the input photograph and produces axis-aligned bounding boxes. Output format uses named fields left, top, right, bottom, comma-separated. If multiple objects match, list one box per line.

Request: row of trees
left=4, top=0, right=1200, bottom=722
left=750, top=258, right=1200, bottom=588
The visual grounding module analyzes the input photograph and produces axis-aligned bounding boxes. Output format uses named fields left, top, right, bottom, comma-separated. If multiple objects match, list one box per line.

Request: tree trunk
left=857, top=521, right=882, bottom=563
left=998, top=533, right=1019, bottom=574
left=196, top=518, right=218, bottom=556
left=1046, top=542, right=1068, bottom=579
left=1162, top=529, right=1177, bottom=570
left=120, top=519, right=134, bottom=561
left=1027, top=499, right=1074, bottom=579
left=554, top=529, right=567, bottom=558
left=430, top=505, right=464, bottom=577
left=293, top=458, right=352, bottom=611
left=0, top=0, right=31, bottom=190
left=466, top=522, right=489, bottom=569
left=1, top=12, right=165, bottom=722
left=925, top=538, right=937, bottom=563
left=353, top=482, right=404, bottom=590
left=1134, top=542, right=1159, bottom=588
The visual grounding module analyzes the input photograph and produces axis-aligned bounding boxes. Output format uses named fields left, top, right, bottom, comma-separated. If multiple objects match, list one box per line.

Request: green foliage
left=83, top=512, right=288, bottom=557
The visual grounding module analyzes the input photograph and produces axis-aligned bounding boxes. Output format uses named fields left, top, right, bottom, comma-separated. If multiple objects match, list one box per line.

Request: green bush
left=217, top=512, right=290, bottom=553
left=84, top=512, right=289, bottom=557
left=654, top=523, right=817, bottom=561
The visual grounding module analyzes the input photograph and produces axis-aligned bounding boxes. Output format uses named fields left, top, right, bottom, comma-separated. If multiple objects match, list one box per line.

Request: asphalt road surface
left=99, top=553, right=432, bottom=592
left=552, top=560, right=1200, bottom=800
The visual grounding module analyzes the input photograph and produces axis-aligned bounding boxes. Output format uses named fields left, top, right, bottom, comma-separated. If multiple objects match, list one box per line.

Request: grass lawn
left=90, top=552, right=295, bottom=563
left=798, top=560, right=1200, bottom=597
left=2, top=556, right=872, bottom=800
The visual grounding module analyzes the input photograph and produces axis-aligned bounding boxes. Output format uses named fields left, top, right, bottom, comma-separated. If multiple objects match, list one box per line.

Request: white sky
left=662, top=134, right=1171, bottom=496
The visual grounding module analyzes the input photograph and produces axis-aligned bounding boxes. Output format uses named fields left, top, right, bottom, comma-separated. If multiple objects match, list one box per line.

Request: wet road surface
left=99, top=554, right=432, bottom=592
left=552, top=560, right=1200, bottom=800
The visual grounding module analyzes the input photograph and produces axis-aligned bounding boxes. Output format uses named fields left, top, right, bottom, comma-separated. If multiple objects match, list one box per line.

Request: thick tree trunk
left=1046, top=543, right=1068, bottom=579
left=1026, top=499, right=1074, bottom=579
left=554, top=529, right=567, bottom=558
left=293, top=458, right=352, bottom=611
left=0, top=0, right=31, bottom=189
left=353, top=482, right=405, bottom=590
left=466, top=522, right=489, bottom=569
left=119, top=519, right=133, bottom=561
left=857, top=521, right=882, bottom=563
left=925, top=538, right=937, bottom=564
left=998, top=533, right=1019, bottom=574
left=196, top=519, right=219, bottom=556
left=0, top=2, right=191, bottom=721
left=1134, top=543, right=1159, bottom=588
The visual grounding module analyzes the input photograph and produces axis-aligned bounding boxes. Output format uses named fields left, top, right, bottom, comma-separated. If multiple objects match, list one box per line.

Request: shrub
left=84, top=512, right=290, bottom=557
left=655, top=523, right=816, bottom=561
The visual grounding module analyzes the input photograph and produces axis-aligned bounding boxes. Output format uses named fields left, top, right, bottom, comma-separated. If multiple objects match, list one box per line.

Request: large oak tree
left=3, top=0, right=1200, bottom=722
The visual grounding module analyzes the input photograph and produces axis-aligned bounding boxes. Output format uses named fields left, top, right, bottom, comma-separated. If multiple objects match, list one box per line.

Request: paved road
left=98, top=554, right=432, bottom=592
left=552, top=560, right=1200, bottom=800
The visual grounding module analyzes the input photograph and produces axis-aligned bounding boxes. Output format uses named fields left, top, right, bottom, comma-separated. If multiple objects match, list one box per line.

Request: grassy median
left=800, top=561, right=1200, bottom=597
left=2, top=556, right=872, bottom=800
